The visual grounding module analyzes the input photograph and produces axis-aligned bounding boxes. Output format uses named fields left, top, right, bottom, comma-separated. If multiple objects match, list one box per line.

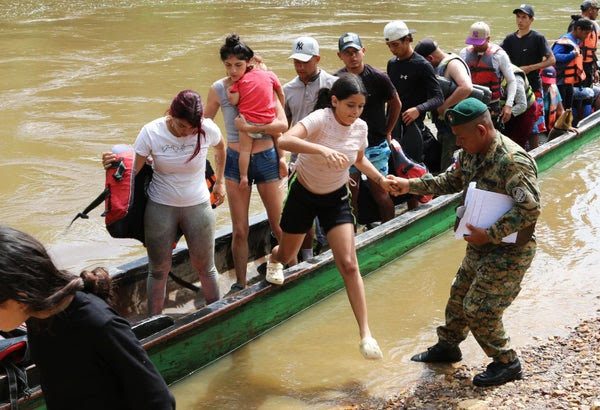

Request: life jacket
left=553, top=36, right=586, bottom=85
left=500, top=65, right=536, bottom=110
left=545, top=85, right=560, bottom=130
left=389, top=139, right=432, bottom=204
left=437, top=53, right=471, bottom=77
left=69, top=145, right=219, bottom=245
left=464, top=43, right=503, bottom=101
left=582, top=28, right=598, bottom=63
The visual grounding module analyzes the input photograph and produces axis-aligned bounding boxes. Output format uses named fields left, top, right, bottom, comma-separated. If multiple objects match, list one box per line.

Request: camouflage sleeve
left=486, top=152, right=541, bottom=244
left=408, top=164, right=464, bottom=196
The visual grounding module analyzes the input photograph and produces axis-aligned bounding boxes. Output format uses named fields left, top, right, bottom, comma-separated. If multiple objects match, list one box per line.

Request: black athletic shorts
left=280, top=175, right=354, bottom=235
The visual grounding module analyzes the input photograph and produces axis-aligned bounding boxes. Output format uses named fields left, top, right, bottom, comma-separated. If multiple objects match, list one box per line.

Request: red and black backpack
left=70, top=145, right=218, bottom=245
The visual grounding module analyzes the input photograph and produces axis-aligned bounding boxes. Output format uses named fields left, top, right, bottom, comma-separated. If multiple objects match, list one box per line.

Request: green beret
left=444, top=97, right=488, bottom=126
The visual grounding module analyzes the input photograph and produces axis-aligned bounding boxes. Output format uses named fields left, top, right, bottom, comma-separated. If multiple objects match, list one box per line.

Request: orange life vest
left=581, top=28, right=598, bottom=63
left=464, top=43, right=503, bottom=101
left=553, top=36, right=586, bottom=85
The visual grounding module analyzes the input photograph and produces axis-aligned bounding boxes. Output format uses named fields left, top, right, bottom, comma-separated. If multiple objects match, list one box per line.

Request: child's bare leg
left=238, top=131, right=253, bottom=187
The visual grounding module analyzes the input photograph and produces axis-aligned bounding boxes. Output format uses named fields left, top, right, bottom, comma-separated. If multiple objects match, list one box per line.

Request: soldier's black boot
left=472, top=358, right=522, bottom=387
left=410, top=342, right=462, bottom=363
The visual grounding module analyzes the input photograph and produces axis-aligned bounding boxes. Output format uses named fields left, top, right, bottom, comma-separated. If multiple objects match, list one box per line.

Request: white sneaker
left=359, top=336, right=383, bottom=360
left=266, top=261, right=284, bottom=285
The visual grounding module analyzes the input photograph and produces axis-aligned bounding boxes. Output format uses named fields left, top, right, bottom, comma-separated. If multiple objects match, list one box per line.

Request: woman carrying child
left=227, top=48, right=285, bottom=188
left=205, top=34, right=289, bottom=292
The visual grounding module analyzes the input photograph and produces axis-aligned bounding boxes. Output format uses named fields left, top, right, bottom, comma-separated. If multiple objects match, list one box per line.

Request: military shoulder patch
left=512, top=187, right=527, bottom=203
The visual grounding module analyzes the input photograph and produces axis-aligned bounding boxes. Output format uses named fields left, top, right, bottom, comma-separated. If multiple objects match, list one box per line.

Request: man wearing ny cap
left=283, top=36, right=337, bottom=262
left=415, top=38, right=473, bottom=170
left=390, top=97, right=540, bottom=387
left=384, top=20, right=444, bottom=166
left=500, top=4, right=555, bottom=149
left=460, top=22, right=517, bottom=127
left=284, top=36, right=337, bottom=127
left=336, top=32, right=401, bottom=223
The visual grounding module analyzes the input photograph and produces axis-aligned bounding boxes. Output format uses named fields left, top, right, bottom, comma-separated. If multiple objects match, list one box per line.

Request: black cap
left=513, top=4, right=535, bottom=17
left=414, top=38, right=438, bottom=58
left=338, top=32, right=363, bottom=51
left=581, top=0, right=600, bottom=10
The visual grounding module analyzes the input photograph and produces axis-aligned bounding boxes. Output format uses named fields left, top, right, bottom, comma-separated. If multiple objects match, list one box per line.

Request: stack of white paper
left=455, top=182, right=517, bottom=243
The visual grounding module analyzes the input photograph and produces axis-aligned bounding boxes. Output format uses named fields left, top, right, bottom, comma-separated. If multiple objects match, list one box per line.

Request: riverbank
left=350, top=314, right=600, bottom=409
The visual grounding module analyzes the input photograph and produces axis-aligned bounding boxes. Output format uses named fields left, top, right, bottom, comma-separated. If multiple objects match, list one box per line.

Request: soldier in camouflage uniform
left=390, top=97, right=540, bottom=387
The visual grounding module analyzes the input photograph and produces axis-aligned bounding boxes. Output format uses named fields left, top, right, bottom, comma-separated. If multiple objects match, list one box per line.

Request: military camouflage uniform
left=408, top=132, right=540, bottom=363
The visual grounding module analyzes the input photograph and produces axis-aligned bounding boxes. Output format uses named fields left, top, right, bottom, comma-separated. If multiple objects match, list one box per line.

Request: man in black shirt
left=384, top=20, right=443, bottom=165
left=336, top=32, right=401, bottom=222
left=500, top=4, right=555, bottom=148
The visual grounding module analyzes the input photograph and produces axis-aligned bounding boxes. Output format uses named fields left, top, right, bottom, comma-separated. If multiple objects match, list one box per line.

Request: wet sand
left=348, top=312, right=600, bottom=410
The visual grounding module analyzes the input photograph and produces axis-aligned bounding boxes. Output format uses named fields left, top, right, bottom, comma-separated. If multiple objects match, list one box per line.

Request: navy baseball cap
left=513, top=4, right=535, bottom=17
left=338, top=33, right=363, bottom=51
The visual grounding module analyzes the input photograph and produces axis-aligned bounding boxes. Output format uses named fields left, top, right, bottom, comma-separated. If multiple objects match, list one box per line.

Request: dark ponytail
left=0, top=226, right=113, bottom=314
left=313, top=87, right=332, bottom=111
left=80, top=267, right=113, bottom=304
left=330, top=73, right=368, bottom=103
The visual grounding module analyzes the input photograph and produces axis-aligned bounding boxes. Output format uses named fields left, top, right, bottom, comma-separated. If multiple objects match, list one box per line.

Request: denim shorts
left=225, top=146, right=280, bottom=185
left=349, top=140, right=391, bottom=175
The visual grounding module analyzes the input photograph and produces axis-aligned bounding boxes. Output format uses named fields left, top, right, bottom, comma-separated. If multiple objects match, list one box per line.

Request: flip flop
left=359, top=336, right=383, bottom=360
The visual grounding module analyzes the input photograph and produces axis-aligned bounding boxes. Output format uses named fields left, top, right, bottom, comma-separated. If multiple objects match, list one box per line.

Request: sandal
left=224, top=283, right=245, bottom=297
left=266, top=261, right=284, bottom=285
left=359, top=336, right=383, bottom=360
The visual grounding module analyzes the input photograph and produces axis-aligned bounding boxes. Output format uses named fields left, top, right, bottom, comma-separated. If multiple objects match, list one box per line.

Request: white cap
left=465, top=22, right=491, bottom=46
left=289, top=36, right=320, bottom=62
left=383, top=20, right=416, bottom=42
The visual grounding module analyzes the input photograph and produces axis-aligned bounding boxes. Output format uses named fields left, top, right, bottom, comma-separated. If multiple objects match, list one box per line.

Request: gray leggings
left=145, top=199, right=220, bottom=315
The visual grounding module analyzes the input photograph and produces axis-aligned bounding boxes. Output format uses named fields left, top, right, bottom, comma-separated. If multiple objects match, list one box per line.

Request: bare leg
left=300, top=227, right=315, bottom=260
left=238, top=132, right=253, bottom=188
left=270, top=232, right=306, bottom=265
left=226, top=178, right=252, bottom=287
left=407, top=196, right=420, bottom=211
left=348, top=173, right=360, bottom=225
left=326, top=223, right=372, bottom=340
left=256, top=179, right=294, bottom=263
left=367, top=176, right=395, bottom=222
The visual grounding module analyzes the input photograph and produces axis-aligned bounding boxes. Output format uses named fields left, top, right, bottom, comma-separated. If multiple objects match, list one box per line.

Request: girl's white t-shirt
left=134, top=117, right=221, bottom=207
left=296, top=108, right=368, bottom=194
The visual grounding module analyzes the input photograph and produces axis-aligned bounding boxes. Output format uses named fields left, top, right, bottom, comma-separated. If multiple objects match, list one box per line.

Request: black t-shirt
left=336, top=64, right=397, bottom=146
left=386, top=52, right=443, bottom=122
left=28, top=292, right=175, bottom=410
left=500, top=30, right=552, bottom=92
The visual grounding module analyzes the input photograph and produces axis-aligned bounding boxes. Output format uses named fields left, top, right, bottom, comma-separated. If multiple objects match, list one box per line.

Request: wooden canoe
left=3, top=110, right=600, bottom=409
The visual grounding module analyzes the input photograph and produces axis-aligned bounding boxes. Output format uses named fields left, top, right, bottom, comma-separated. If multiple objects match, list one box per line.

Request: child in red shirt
left=228, top=56, right=284, bottom=187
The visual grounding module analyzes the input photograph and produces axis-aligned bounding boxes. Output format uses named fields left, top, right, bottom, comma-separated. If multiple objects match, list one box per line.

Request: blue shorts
left=225, top=146, right=280, bottom=185
left=349, top=140, right=391, bottom=175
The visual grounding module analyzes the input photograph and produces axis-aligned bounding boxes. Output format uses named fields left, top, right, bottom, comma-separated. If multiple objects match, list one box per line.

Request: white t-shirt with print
left=134, top=117, right=221, bottom=207
left=296, top=108, right=368, bottom=194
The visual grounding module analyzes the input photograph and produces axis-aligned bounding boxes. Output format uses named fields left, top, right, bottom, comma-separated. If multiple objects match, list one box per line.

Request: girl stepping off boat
left=266, top=74, right=396, bottom=360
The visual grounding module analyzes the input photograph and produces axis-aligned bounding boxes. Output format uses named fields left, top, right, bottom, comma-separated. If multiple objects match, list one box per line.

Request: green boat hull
left=6, top=113, right=600, bottom=409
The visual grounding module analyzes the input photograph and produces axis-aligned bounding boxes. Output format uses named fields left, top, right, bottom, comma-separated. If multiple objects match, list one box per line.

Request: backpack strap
left=67, top=187, right=110, bottom=228
left=0, top=336, right=32, bottom=409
